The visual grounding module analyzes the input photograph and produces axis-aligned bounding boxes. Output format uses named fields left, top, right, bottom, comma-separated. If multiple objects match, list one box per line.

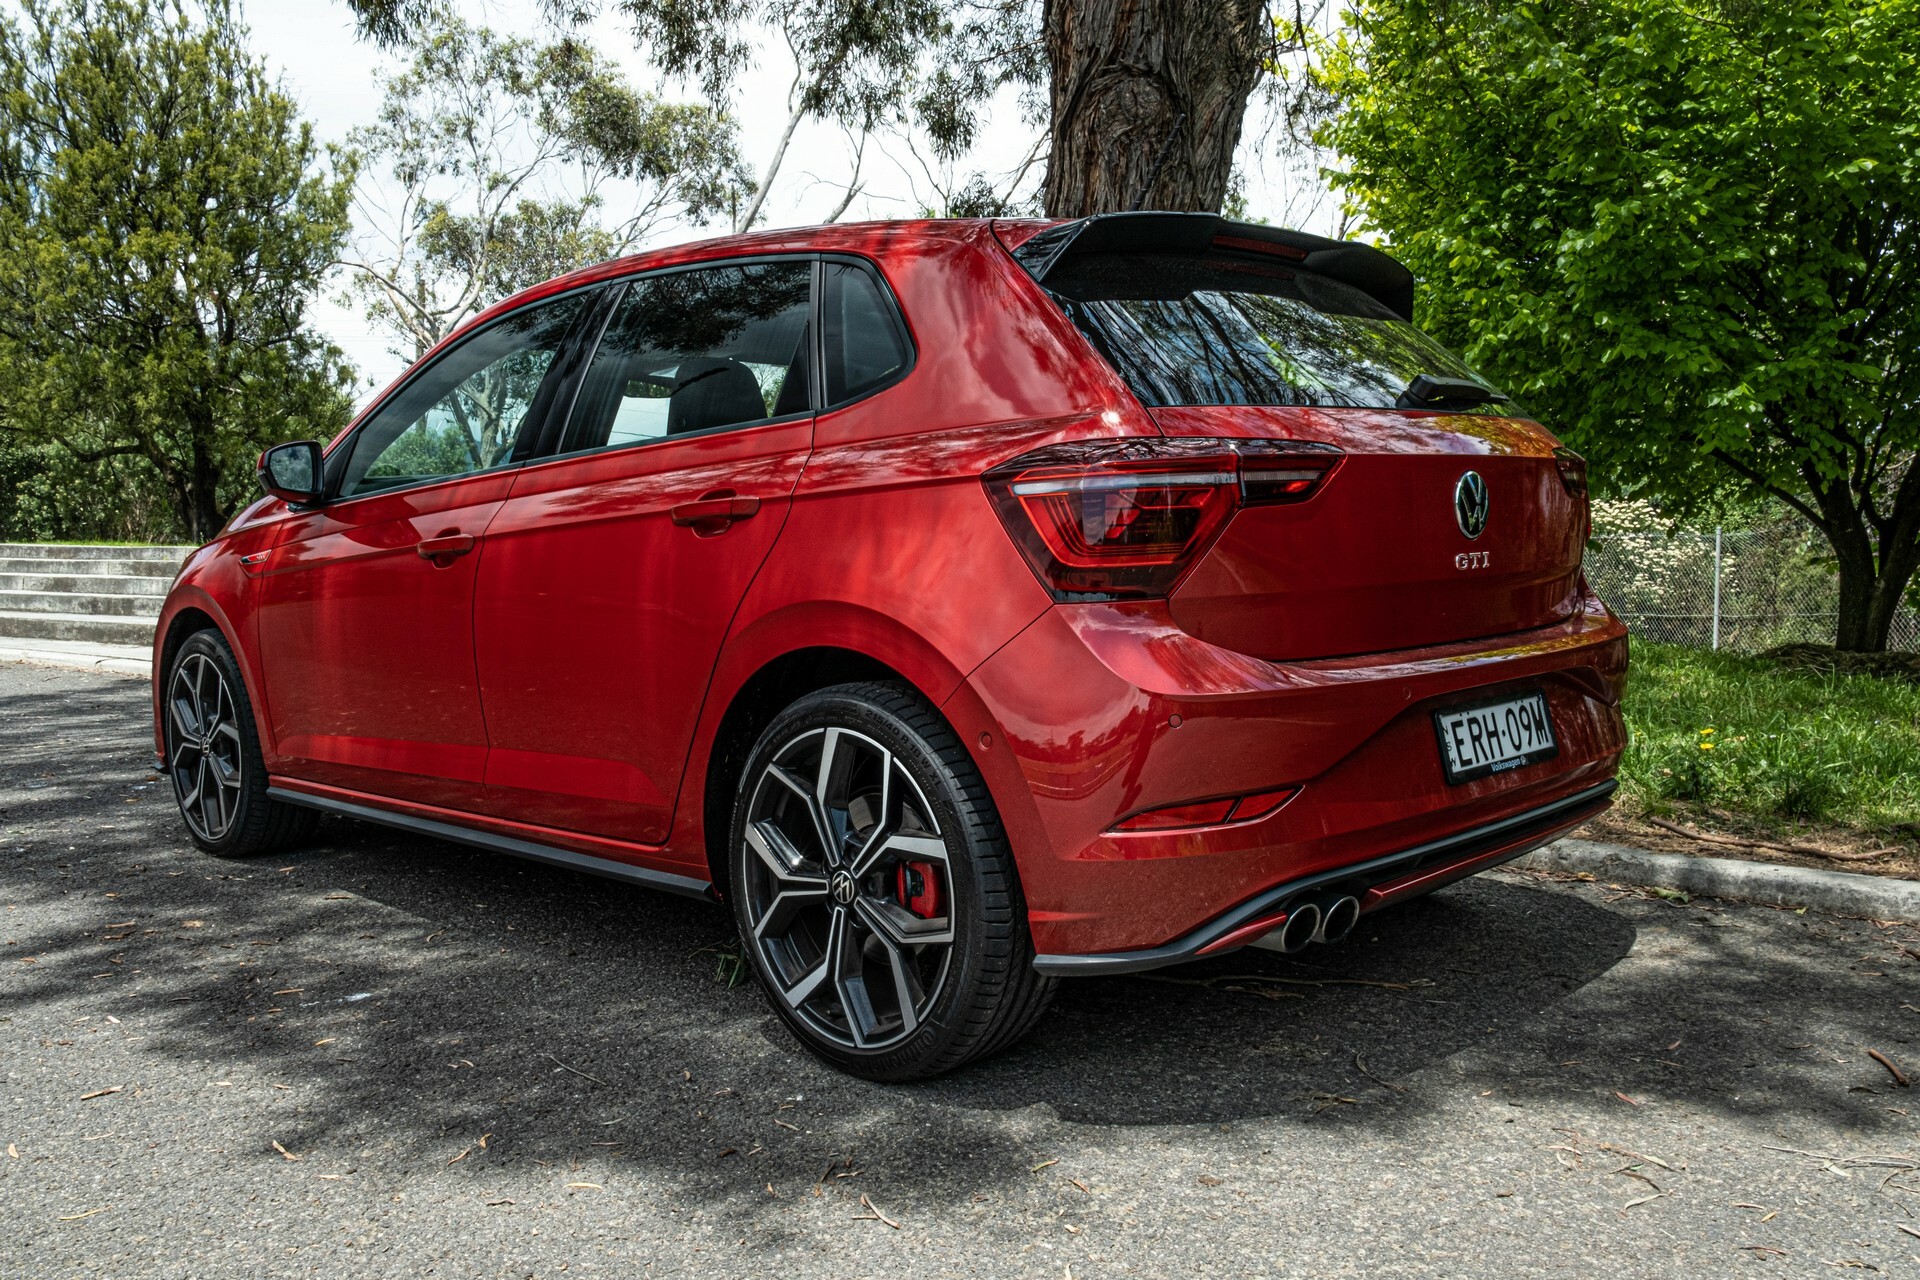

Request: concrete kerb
left=1518, top=837, right=1920, bottom=924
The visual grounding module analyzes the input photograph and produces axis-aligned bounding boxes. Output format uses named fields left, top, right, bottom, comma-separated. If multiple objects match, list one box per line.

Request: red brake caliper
left=894, top=861, right=943, bottom=918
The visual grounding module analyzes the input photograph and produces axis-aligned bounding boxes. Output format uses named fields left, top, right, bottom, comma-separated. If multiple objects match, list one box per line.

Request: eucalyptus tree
left=343, top=0, right=1323, bottom=220
left=343, top=14, right=750, bottom=359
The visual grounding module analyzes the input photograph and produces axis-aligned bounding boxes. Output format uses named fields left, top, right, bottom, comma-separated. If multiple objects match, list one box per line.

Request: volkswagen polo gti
left=153, top=211, right=1627, bottom=1080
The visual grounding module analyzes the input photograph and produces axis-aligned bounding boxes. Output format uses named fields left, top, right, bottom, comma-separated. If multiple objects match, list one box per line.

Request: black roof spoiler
left=1010, top=211, right=1415, bottom=322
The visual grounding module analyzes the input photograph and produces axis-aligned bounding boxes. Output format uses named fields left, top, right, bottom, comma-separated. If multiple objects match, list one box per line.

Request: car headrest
left=666, top=357, right=767, bottom=435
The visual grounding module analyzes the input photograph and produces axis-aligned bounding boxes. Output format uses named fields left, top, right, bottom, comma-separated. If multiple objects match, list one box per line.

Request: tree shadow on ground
left=4, top=666, right=1913, bottom=1239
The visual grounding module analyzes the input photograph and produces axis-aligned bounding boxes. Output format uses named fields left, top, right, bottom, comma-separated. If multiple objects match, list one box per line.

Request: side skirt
left=266, top=785, right=714, bottom=900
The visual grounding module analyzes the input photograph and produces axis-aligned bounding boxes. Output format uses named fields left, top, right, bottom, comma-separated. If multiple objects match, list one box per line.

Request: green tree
left=342, top=14, right=750, bottom=359
left=1318, top=0, right=1920, bottom=652
left=0, top=0, right=354, bottom=543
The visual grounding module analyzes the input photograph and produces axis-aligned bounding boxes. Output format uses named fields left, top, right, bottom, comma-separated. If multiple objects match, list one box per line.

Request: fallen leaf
left=1031, top=1158, right=1059, bottom=1173
left=57, top=1207, right=108, bottom=1221
left=1866, top=1049, right=1910, bottom=1088
left=1615, top=1091, right=1641, bottom=1106
left=78, top=1086, right=121, bottom=1101
left=272, top=1141, right=302, bottom=1162
left=1198, top=1175, right=1224, bottom=1187
left=1623, top=1191, right=1670, bottom=1210
left=567, top=1182, right=602, bottom=1190
left=6, top=1144, right=17, bottom=1159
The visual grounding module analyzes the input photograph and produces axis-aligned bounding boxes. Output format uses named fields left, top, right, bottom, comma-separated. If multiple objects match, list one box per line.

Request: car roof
left=469, top=218, right=1014, bottom=332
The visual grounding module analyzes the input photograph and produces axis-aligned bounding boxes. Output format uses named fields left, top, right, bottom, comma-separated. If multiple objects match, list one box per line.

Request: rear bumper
left=1030, top=778, right=1613, bottom=974
left=955, top=586, right=1629, bottom=960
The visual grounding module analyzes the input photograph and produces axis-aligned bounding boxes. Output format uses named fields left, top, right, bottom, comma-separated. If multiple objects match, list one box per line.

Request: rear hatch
left=1013, top=215, right=1588, bottom=661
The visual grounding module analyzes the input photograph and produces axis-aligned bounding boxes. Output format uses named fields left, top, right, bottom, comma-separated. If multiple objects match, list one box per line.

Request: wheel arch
left=698, top=645, right=911, bottom=897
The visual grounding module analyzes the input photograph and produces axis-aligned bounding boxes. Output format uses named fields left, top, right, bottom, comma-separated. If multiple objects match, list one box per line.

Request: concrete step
left=0, top=571, right=171, bottom=596
left=0, top=555, right=181, bottom=579
left=0, top=610, right=157, bottom=645
left=0, top=542, right=192, bottom=563
left=0, top=589, right=164, bottom=618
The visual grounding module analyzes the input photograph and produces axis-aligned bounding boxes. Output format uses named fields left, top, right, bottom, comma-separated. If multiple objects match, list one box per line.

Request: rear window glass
left=1043, top=251, right=1506, bottom=411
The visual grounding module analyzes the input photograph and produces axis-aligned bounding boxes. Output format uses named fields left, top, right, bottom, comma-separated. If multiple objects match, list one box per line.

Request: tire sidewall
left=728, top=686, right=1001, bottom=1080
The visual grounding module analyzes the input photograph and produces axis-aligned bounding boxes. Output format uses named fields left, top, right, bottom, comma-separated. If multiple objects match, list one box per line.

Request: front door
left=473, top=258, right=817, bottom=845
left=254, top=290, right=593, bottom=808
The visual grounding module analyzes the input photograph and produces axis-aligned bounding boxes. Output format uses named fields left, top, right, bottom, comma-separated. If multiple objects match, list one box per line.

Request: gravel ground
left=3, top=660, right=1918, bottom=1278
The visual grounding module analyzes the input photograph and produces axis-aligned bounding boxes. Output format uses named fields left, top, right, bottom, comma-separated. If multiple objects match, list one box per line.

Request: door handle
left=670, top=493, right=761, bottom=530
left=416, top=533, right=476, bottom=561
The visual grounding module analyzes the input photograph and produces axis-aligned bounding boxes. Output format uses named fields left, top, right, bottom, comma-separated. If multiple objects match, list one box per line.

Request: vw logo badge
left=1454, top=471, right=1489, bottom=540
left=830, top=870, right=857, bottom=905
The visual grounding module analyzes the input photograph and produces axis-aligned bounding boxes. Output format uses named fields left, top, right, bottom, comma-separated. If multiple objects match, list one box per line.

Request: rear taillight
left=984, top=437, right=1342, bottom=600
left=1552, top=447, right=1588, bottom=500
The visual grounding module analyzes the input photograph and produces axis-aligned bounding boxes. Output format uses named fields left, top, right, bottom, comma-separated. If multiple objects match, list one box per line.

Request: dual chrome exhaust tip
left=1252, top=893, right=1362, bottom=955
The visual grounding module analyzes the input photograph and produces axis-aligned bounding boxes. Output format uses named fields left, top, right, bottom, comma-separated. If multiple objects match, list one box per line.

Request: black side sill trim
left=1032, top=779, right=1616, bottom=977
left=266, top=787, right=713, bottom=901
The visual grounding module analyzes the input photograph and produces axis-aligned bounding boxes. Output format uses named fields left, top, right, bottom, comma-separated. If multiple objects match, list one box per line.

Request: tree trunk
left=1820, top=498, right=1920, bottom=653
left=1041, top=0, right=1271, bottom=217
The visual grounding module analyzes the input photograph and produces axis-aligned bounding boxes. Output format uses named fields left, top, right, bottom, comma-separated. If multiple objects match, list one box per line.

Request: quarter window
left=559, top=260, right=814, bottom=454
left=822, top=261, right=910, bottom=405
left=339, top=293, right=588, bottom=498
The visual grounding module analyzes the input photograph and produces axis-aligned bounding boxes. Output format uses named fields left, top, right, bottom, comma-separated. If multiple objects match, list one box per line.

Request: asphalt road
left=3, top=659, right=1917, bottom=1278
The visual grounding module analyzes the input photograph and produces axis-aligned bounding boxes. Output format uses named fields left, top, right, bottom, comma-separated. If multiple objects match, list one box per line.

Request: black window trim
left=518, top=251, right=827, bottom=468
left=320, top=280, right=612, bottom=508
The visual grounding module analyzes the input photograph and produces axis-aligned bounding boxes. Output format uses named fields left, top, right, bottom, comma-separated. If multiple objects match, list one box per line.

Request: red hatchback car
left=153, top=213, right=1627, bottom=1079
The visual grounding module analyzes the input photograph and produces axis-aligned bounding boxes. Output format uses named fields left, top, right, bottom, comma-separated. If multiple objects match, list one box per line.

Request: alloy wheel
left=739, top=726, right=956, bottom=1051
left=166, top=651, right=245, bottom=843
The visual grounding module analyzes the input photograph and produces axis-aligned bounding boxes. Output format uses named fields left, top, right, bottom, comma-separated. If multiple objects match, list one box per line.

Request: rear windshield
left=1043, top=251, right=1507, bottom=411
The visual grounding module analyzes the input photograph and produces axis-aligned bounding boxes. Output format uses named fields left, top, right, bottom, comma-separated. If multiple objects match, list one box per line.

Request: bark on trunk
left=1816, top=488, right=1920, bottom=653
left=1041, top=0, right=1271, bottom=217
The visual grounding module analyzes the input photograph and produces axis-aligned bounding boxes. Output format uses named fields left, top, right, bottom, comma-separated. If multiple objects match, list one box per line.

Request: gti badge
left=1454, top=470, right=1489, bottom=540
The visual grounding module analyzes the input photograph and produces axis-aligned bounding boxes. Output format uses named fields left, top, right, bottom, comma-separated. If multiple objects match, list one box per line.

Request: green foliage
left=0, top=0, right=354, bottom=541
left=1619, top=641, right=1920, bottom=830
left=1318, top=0, right=1920, bottom=650
left=344, top=15, right=750, bottom=360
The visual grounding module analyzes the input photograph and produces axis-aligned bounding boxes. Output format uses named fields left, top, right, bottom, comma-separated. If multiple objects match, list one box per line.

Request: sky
left=246, top=1, right=1342, bottom=402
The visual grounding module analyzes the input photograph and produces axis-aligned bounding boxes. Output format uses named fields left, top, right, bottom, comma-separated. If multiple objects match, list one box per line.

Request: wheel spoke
left=214, top=721, right=242, bottom=752
left=860, top=905, right=928, bottom=1037
left=196, top=758, right=221, bottom=834
left=831, top=907, right=880, bottom=1049
left=849, top=828, right=948, bottom=880
left=169, top=694, right=200, bottom=742
left=777, top=908, right=844, bottom=1012
left=176, top=760, right=203, bottom=811
left=745, top=821, right=830, bottom=941
left=847, top=751, right=895, bottom=871
left=855, top=893, right=955, bottom=950
left=768, top=762, right=835, bottom=863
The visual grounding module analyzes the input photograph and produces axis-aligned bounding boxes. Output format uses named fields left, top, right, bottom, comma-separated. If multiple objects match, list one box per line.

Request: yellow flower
left=1698, top=742, right=1714, bottom=750
left=1699, top=727, right=1715, bottom=735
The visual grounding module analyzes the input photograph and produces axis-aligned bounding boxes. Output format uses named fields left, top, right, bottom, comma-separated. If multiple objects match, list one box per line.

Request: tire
left=162, top=629, right=319, bottom=858
left=727, top=681, right=1055, bottom=1081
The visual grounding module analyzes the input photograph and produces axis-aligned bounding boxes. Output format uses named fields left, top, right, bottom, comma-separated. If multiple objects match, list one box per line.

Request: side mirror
left=258, top=440, right=325, bottom=506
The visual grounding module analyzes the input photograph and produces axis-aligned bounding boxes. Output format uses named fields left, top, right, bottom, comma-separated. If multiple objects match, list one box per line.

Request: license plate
left=1432, top=690, right=1558, bottom=784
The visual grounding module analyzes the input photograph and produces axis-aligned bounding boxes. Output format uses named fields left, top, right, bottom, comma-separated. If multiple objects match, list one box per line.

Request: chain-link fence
left=1583, top=500, right=1920, bottom=652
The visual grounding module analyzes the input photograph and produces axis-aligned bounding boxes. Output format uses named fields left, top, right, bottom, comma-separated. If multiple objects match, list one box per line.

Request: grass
left=1619, top=641, right=1920, bottom=833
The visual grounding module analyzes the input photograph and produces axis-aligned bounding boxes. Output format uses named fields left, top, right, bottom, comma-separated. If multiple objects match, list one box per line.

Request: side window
left=338, top=292, right=588, bottom=498
left=822, top=261, right=910, bottom=405
left=558, top=260, right=813, bottom=455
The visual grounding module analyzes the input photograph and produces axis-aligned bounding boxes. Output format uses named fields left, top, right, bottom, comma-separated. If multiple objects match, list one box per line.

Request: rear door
left=254, top=289, right=594, bottom=807
left=471, top=257, right=817, bottom=844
